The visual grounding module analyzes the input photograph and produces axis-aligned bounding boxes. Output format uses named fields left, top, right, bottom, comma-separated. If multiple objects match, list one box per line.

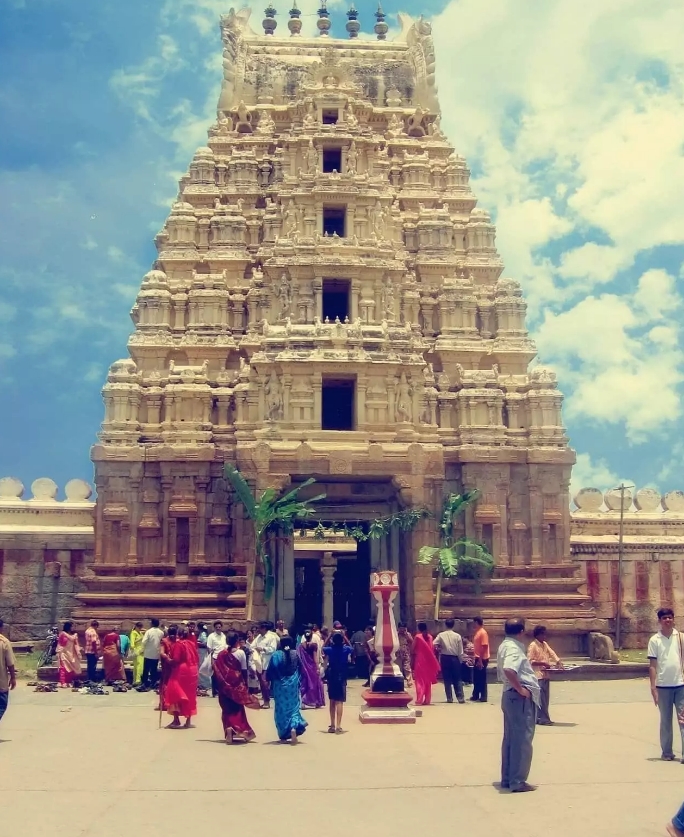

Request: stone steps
left=77, top=574, right=248, bottom=591
left=69, top=605, right=248, bottom=629
left=445, top=576, right=583, bottom=594
left=492, top=564, right=581, bottom=579
left=440, top=591, right=590, bottom=608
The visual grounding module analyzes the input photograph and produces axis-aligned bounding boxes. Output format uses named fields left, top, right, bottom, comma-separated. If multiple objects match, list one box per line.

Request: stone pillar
left=321, top=552, right=337, bottom=628
left=357, top=374, right=367, bottom=428
left=313, top=279, right=323, bottom=319
left=160, top=479, right=172, bottom=562
left=351, top=281, right=360, bottom=320
left=313, top=374, right=322, bottom=427
left=94, top=483, right=105, bottom=563
left=127, top=480, right=141, bottom=565
left=194, top=479, right=208, bottom=564
left=390, top=522, right=400, bottom=573
left=529, top=484, right=543, bottom=564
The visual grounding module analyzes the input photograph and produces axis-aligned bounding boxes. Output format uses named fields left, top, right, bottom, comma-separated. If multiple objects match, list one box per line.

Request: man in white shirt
left=497, top=617, right=540, bottom=793
left=253, top=621, right=279, bottom=708
left=207, top=621, right=228, bottom=697
left=434, top=618, right=465, bottom=704
left=140, top=618, right=164, bottom=690
left=647, top=607, right=684, bottom=761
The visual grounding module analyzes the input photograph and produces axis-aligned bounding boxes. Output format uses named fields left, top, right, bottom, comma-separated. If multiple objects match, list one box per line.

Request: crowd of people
left=33, top=614, right=501, bottom=742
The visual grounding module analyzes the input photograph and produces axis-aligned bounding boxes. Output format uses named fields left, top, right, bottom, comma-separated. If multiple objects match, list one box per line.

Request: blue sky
left=1, top=0, right=683, bottom=500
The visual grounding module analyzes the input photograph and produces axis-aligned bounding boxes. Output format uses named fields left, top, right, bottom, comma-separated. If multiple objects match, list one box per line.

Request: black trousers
left=141, top=657, right=159, bottom=688
left=355, top=655, right=370, bottom=681
left=472, top=660, right=489, bottom=701
left=440, top=655, right=464, bottom=702
left=86, top=653, right=99, bottom=682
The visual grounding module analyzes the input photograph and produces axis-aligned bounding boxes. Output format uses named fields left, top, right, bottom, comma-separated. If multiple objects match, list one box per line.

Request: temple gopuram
left=1, top=7, right=609, bottom=652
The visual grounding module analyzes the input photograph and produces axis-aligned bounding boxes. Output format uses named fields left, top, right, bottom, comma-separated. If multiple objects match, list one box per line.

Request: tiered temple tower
left=77, top=7, right=595, bottom=650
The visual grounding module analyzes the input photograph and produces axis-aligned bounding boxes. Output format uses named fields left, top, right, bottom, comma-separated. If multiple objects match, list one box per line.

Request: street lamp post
left=615, top=482, right=635, bottom=651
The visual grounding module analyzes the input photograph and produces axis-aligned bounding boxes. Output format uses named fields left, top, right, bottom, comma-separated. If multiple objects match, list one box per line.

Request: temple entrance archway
left=276, top=476, right=404, bottom=633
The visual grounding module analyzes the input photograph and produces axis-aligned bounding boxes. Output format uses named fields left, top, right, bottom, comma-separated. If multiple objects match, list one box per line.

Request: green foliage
left=224, top=465, right=325, bottom=599
left=416, top=490, right=494, bottom=616
left=312, top=506, right=431, bottom=543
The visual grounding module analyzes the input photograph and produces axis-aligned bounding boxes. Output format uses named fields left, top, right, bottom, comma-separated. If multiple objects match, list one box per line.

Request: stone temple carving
left=80, top=7, right=590, bottom=648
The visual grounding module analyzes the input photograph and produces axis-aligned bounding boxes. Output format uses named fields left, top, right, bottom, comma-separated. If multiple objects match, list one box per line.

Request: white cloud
left=107, top=246, right=124, bottom=262
left=83, top=363, right=104, bottom=384
left=433, top=0, right=684, bottom=311
left=570, top=452, right=620, bottom=500
left=536, top=273, right=684, bottom=440
left=432, top=0, right=684, bottom=454
left=557, top=243, right=632, bottom=286
left=0, top=343, right=16, bottom=360
left=633, top=269, right=680, bottom=320
left=110, top=35, right=185, bottom=121
left=0, top=302, right=17, bottom=323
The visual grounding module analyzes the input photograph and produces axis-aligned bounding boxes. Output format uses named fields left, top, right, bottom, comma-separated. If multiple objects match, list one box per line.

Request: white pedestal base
left=358, top=706, right=417, bottom=724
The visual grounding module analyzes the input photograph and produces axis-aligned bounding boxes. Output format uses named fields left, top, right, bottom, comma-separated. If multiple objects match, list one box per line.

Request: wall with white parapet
left=0, top=477, right=94, bottom=640
left=571, top=487, right=684, bottom=648
left=2, top=476, right=684, bottom=645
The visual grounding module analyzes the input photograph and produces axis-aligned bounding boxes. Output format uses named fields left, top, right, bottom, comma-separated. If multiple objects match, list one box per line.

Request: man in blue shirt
left=497, top=617, right=540, bottom=793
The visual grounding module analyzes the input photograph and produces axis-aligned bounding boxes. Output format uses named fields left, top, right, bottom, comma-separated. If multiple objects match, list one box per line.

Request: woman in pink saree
left=410, top=622, right=440, bottom=706
left=57, top=622, right=82, bottom=687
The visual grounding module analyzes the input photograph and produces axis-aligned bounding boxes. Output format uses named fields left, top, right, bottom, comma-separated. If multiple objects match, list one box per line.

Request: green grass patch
left=618, top=649, right=648, bottom=664
left=14, top=651, right=42, bottom=679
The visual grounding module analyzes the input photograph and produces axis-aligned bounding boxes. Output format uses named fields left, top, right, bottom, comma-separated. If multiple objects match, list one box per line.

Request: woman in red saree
left=213, top=632, right=261, bottom=743
left=162, top=626, right=197, bottom=728
left=411, top=621, right=440, bottom=706
left=179, top=626, right=199, bottom=717
left=101, top=627, right=126, bottom=683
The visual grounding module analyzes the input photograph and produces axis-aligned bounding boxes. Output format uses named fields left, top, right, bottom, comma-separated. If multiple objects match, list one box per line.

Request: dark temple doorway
left=333, top=538, right=371, bottom=632
left=294, top=559, right=322, bottom=629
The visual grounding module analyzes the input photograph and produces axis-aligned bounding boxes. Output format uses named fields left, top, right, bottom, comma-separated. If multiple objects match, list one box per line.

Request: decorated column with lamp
left=359, top=571, right=416, bottom=724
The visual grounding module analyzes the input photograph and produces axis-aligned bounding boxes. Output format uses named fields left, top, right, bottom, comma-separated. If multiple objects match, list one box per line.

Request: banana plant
left=224, top=465, right=326, bottom=600
left=417, top=490, right=494, bottom=620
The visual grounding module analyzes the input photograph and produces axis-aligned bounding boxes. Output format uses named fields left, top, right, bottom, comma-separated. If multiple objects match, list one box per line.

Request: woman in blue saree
left=267, top=635, right=308, bottom=744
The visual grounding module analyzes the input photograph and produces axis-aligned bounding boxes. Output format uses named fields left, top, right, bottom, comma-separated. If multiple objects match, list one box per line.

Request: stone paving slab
left=0, top=678, right=678, bottom=837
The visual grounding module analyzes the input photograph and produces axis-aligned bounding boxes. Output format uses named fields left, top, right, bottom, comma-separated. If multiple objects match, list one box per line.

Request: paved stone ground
left=0, top=677, right=678, bottom=837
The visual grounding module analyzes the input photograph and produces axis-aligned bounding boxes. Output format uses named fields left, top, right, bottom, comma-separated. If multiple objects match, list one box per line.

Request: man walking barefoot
left=648, top=608, right=684, bottom=761
left=0, top=618, right=17, bottom=726
left=497, top=617, right=540, bottom=793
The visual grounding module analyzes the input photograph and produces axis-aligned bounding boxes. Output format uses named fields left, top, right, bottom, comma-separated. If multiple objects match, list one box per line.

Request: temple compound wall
left=571, top=487, right=684, bottom=649
left=1, top=477, right=683, bottom=649
left=0, top=477, right=93, bottom=640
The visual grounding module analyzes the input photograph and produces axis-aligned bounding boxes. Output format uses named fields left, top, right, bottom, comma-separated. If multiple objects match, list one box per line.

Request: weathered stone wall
left=571, top=487, right=684, bottom=648
left=0, top=477, right=94, bottom=640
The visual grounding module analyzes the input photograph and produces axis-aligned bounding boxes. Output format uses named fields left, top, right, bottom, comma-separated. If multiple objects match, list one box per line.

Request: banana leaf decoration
left=225, top=465, right=326, bottom=600
left=417, top=490, right=494, bottom=620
